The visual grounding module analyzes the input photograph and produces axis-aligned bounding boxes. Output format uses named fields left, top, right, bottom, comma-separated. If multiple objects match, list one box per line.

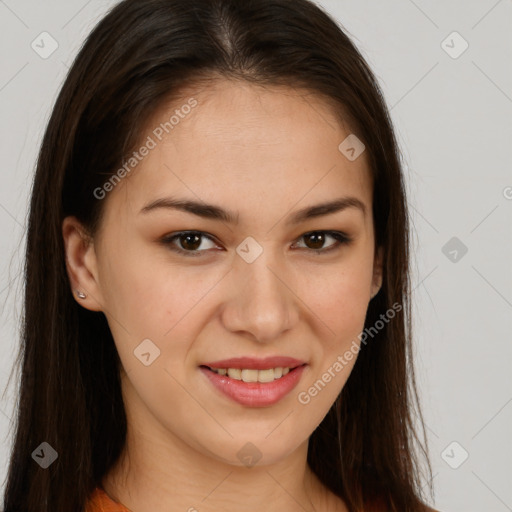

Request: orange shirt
left=85, top=487, right=131, bottom=512
left=84, top=487, right=434, bottom=511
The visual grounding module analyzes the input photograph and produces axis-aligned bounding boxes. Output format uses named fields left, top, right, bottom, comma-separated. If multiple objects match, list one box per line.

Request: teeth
left=241, top=369, right=259, bottom=382
left=227, top=368, right=241, bottom=380
left=212, top=367, right=293, bottom=382
left=256, top=368, right=275, bottom=382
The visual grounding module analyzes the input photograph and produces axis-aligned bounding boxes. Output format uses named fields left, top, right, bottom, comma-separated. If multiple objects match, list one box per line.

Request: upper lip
left=200, top=356, right=307, bottom=370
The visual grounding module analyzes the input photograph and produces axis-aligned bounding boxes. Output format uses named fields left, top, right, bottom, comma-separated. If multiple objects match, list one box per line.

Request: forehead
left=103, top=79, right=372, bottom=225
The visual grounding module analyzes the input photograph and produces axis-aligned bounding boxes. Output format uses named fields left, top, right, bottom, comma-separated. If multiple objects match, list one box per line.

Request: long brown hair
left=2, top=0, right=434, bottom=510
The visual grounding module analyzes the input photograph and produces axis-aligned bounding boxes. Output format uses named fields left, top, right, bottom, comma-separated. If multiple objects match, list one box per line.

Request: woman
left=2, top=0, right=439, bottom=510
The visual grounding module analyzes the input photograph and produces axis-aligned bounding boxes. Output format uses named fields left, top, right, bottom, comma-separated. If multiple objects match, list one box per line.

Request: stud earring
left=75, top=290, right=87, bottom=299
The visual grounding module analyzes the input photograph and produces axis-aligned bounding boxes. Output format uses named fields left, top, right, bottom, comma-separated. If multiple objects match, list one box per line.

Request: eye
left=293, top=231, right=352, bottom=254
left=160, top=231, right=219, bottom=257
left=161, top=230, right=352, bottom=257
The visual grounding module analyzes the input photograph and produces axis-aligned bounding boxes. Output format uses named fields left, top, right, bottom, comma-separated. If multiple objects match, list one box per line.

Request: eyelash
left=160, top=230, right=352, bottom=257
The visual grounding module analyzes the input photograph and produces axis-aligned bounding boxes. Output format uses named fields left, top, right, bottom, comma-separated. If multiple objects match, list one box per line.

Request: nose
left=220, top=250, right=299, bottom=343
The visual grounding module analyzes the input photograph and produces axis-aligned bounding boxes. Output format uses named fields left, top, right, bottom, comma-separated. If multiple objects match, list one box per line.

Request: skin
left=63, top=79, right=383, bottom=512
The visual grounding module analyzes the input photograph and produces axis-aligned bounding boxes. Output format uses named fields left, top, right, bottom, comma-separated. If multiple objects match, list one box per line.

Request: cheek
left=101, top=244, right=225, bottom=346
left=293, top=269, right=370, bottom=411
left=297, top=259, right=372, bottom=332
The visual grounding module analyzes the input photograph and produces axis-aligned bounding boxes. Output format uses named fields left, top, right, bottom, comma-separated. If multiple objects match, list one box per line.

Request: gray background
left=0, top=1, right=511, bottom=510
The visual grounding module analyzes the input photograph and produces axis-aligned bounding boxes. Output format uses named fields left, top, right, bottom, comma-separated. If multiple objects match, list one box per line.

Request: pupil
left=182, top=234, right=201, bottom=250
left=306, top=233, right=324, bottom=250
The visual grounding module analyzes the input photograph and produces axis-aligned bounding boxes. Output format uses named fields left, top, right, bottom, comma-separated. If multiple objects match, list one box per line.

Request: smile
left=199, top=364, right=307, bottom=407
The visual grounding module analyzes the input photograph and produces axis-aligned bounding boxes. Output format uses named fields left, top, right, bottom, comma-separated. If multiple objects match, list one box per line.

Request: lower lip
left=199, top=365, right=307, bottom=407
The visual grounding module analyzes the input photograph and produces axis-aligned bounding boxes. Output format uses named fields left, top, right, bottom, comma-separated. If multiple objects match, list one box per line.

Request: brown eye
left=161, top=230, right=351, bottom=258
left=179, top=233, right=202, bottom=251
left=294, top=231, right=352, bottom=254
left=161, top=231, right=218, bottom=257
left=303, top=232, right=327, bottom=250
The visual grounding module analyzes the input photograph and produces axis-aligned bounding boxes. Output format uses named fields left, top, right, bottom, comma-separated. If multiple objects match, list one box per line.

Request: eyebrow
left=139, top=195, right=366, bottom=224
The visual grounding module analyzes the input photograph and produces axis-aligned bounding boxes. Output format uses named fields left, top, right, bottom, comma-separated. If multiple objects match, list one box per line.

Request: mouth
left=198, top=361, right=307, bottom=407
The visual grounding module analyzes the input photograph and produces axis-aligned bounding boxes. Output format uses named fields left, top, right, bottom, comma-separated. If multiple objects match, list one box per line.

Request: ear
left=370, top=245, right=383, bottom=300
left=62, top=216, right=105, bottom=312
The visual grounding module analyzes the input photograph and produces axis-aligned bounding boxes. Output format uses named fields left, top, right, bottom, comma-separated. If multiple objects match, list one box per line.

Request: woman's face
left=64, top=79, right=382, bottom=467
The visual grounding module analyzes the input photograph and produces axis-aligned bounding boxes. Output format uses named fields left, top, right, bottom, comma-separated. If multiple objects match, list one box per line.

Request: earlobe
left=371, top=245, right=383, bottom=299
left=62, top=216, right=104, bottom=312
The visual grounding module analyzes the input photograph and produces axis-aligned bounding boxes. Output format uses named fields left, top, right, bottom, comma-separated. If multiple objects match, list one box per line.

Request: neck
left=101, top=421, right=341, bottom=511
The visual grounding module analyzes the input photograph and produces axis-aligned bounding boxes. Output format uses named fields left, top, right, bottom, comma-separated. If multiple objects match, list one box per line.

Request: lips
left=199, top=356, right=307, bottom=407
